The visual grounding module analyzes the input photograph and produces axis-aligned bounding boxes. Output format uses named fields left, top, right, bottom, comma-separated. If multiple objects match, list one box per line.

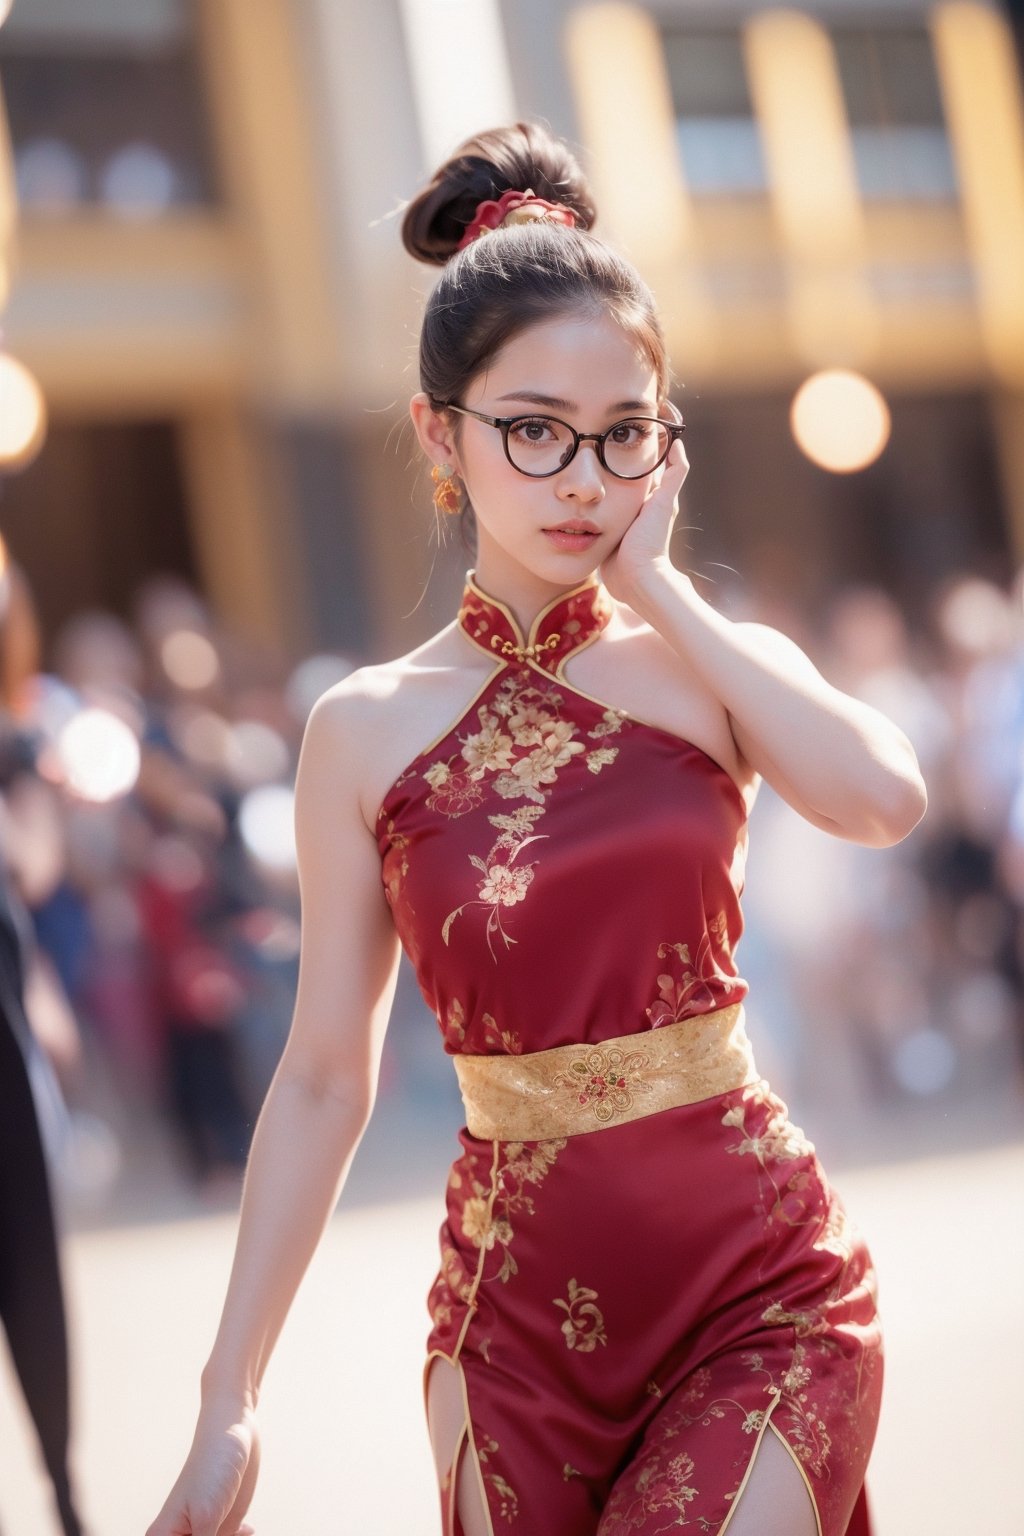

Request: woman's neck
left=471, top=553, right=600, bottom=636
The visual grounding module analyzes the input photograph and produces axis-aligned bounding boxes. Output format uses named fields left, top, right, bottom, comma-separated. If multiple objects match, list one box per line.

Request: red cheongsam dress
left=377, top=575, right=882, bottom=1536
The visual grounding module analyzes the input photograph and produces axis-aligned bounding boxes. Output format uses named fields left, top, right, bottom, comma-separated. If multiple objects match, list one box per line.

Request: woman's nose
left=555, top=442, right=606, bottom=501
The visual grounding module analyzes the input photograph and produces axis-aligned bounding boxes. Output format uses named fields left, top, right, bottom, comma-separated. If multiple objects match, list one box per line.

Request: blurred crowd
left=0, top=547, right=350, bottom=1199
left=1, top=548, right=1022, bottom=1206
left=740, top=568, right=1024, bottom=1126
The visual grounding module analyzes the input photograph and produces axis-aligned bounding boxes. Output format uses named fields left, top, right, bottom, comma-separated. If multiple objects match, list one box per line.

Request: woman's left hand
left=600, top=440, right=690, bottom=606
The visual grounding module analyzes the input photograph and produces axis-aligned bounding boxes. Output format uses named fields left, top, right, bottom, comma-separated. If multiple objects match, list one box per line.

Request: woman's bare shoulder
left=312, top=622, right=472, bottom=721
left=302, top=622, right=495, bottom=828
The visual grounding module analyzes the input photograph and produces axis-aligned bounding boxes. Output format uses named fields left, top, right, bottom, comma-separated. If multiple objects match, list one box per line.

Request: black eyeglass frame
left=435, top=400, right=686, bottom=481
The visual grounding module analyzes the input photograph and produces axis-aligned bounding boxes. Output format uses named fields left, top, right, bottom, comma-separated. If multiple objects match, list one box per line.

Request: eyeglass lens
left=506, top=417, right=671, bottom=479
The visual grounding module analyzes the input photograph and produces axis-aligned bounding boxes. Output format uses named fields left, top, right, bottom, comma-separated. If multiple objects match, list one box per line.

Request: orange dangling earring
left=432, top=462, right=462, bottom=517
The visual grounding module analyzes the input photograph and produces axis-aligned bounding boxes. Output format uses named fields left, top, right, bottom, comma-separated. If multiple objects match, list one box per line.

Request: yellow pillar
left=744, top=9, right=878, bottom=367
left=564, top=2, right=715, bottom=369
left=177, top=406, right=310, bottom=657
left=0, top=69, right=17, bottom=312
left=931, top=2, right=1024, bottom=389
left=197, top=0, right=344, bottom=412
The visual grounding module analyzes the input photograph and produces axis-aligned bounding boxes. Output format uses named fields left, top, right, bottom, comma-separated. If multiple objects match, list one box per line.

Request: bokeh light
left=227, top=721, right=291, bottom=789
left=169, top=704, right=233, bottom=772
left=891, top=1027, right=958, bottom=1096
left=285, top=653, right=355, bottom=721
left=160, top=629, right=220, bottom=690
left=0, top=352, right=48, bottom=470
left=790, top=368, right=891, bottom=473
left=57, top=707, right=142, bottom=803
left=238, top=784, right=297, bottom=873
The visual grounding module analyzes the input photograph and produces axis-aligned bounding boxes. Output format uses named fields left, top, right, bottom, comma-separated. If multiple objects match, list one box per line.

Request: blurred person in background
left=0, top=557, right=86, bottom=1536
left=917, top=576, right=1024, bottom=1082
left=147, top=123, right=926, bottom=1536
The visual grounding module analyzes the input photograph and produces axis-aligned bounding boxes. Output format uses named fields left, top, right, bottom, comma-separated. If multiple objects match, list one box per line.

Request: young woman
left=147, top=123, right=926, bottom=1536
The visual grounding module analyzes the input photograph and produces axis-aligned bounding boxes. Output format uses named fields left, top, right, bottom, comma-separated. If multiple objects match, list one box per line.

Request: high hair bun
left=401, top=121, right=597, bottom=267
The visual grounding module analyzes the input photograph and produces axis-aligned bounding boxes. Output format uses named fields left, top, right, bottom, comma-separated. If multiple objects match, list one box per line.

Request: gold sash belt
left=454, top=1002, right=758, bottom=1142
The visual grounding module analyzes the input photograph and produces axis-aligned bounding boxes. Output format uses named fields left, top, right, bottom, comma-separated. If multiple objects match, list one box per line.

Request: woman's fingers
left=657, top=439, right=689, bottom=507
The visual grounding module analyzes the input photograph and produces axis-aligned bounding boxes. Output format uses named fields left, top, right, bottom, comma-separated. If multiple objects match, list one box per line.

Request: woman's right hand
left=145, top=1396, right=260, bottom=1536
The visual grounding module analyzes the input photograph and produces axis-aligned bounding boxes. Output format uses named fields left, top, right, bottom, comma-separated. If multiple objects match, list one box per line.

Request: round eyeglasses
left=438, top=402, right=685, bottom=480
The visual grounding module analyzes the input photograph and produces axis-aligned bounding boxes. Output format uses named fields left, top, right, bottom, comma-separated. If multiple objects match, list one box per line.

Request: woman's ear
left=410, top=393, right=460, bottom=470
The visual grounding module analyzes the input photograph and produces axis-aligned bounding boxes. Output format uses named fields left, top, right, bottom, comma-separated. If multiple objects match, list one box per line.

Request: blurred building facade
left=0, top=0, right=1023, bottom=660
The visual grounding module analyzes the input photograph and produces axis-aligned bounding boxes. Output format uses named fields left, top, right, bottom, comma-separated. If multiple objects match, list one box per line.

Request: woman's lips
left=542, top=521, right=600, bottom=551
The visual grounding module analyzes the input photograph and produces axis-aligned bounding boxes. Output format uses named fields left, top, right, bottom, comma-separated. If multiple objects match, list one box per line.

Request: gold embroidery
left=490, top=631, right=562, bottom=662
left=455, top=1003, right=757, bottom=1141
left=742, top=1346, right=832, bottom=1478
left=381, top=820, right=409, bottom=906
left=552, top=1045, right=653, bottom=1123
left=585, top=745, right=618, bottom=773
left=435, top=671, right=602, bottom=955
left=447, top=1137, right=567, bottom=1288
left=648, top=926, right=742, bottom=1024
left=587, top=706, right=627, bottom=739
left=476, top=1434, right=519, bottom=1522
left=554, top=1278, right=608, bottom=1352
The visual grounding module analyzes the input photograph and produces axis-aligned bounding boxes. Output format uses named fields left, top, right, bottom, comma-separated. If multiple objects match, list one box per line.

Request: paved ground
left=1, top=1117, right=1021, bottom=1536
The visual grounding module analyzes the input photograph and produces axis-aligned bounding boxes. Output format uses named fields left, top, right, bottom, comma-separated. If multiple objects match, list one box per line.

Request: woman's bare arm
left=147, top=684, right=401, bottom=1536
left=601, top=444, right=927, bottom=847
left=630, top=567, right=927, bottom=846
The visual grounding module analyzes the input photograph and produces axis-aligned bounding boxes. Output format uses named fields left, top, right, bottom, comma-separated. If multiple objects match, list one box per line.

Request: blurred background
left=0, top=0, right=1021, bottom=1532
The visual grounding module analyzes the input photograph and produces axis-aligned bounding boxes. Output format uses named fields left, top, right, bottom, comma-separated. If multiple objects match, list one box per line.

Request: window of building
left=0, top=2, right=219, bottom=217
left=661, top=19, right=957, bottom=204
left=834, top=26, right=957, bottom=201
left=663, top=28, right=767, bottom=196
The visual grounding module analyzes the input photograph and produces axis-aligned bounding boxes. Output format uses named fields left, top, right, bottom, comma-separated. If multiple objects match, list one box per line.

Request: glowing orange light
left=0, top=354, right=47, bottom=469
left=790, top=369, right=891, bottom=474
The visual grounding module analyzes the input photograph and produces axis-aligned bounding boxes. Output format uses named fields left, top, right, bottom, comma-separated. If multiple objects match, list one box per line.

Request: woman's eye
left=609, top=421, right=651, bottom=446
left=510, top=417, right=558, bottom=445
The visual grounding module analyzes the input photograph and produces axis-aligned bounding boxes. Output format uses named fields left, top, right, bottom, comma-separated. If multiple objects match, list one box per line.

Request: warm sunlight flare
left=0, top=353, right=47, bottom=469
left=790, top=369, right=891, bottom=474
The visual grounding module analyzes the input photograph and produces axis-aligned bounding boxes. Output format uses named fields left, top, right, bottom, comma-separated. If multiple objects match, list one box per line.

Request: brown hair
left=401, top=122, right=670, bottom=412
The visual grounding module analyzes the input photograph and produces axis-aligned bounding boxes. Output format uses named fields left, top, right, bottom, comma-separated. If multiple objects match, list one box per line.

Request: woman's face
left=448, top=311, right=664, bottom=604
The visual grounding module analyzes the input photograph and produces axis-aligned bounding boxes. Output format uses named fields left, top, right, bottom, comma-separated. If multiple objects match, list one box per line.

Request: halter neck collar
left=458, top=573, right=613, bottom=676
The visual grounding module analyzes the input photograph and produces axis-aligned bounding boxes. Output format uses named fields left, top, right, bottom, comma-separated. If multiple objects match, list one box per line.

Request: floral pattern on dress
left=720, top=1085, right=832, bottom=1237
left=431, top=1136, right=568, bottom=1310
left=554, top=1279, right=608, bottom=1352
left=602, top=1447, right=700, bottom=1529
left=442, top=997, right=523, bottom=1054
left=601, top=1360, right=783, bottom=1532
left=646, top=926, right=743, bottom=1026
left=476, top=1432, right=520, bottom=1523
left=426, top=670, right=625, bottom=957
left=380, top=819, right=409, bottom=908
